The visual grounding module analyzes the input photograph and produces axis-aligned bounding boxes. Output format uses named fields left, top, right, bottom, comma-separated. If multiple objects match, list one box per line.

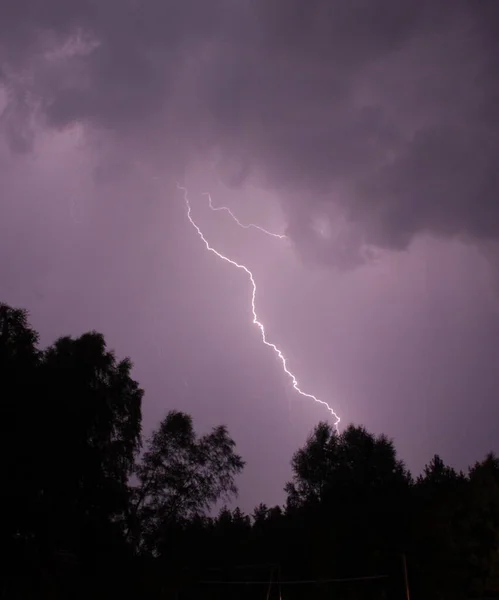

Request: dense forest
left=2, top=301, right=499, bottom=600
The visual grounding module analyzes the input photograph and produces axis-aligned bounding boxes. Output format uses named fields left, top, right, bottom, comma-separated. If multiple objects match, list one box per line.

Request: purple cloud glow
left=1, top=0, right=499, bottom=510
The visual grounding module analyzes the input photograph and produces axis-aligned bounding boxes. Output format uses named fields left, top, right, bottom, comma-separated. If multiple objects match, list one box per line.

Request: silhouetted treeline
left=2, top=301, right=499, bottom=600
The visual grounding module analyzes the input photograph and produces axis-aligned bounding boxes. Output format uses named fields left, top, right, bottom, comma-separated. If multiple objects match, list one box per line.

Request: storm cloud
left=2, top=0, right=499, bottom=264
left=2, top=0, right=499, bottom=510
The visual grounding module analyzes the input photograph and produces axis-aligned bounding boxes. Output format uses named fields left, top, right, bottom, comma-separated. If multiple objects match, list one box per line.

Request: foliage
left=131, top=410, right=245, bottom=554
left=3, top=299, right=499, bottom=600
left=1, top=303, right=143, bottom=598
left=285, top=422, right=411, bottom=509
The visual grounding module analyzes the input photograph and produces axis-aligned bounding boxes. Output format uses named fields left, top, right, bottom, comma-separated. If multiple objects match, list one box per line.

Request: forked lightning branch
left=178, top=183, right=340, bottom=430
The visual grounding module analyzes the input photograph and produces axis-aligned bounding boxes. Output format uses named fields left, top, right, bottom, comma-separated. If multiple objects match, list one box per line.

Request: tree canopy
left=2, top=300, right=499, bottom=600
left=131, top=410, right=244, bottom=554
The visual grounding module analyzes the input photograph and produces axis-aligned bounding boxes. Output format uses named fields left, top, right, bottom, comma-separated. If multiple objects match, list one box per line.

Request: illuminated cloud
left=1, top=0, right=498, bottom=263
left=2, top=0, right=499, bottom=510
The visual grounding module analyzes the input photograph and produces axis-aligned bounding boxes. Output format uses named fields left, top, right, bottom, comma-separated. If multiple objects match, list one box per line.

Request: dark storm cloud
left=1, top=0, right=499, bottom=260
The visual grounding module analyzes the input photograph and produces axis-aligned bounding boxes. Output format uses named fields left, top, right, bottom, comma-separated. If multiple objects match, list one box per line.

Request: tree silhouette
left=39, top=332, right=143, bottom=559
left=131, top=410, right=245, bottom=554
left=283, top=422, right=411, bottom=584
left=0, top=303, right=40, bottom=368
left=1, top=304, right=43, bottom=576
left=5, top=300, right=499, bottom=600
left=285, top=422, right=411, bottom=508
left=467, top=454, right=499, bottom=595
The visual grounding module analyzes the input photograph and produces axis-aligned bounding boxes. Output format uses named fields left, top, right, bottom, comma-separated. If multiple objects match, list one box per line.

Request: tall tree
left=1, top=304, right=42, bottom=559
left=1, top=305, right=144, bottom=598
left=286, top=422, right=410, bottom=508
left=132, top=410, right=244, bottom=555
left=39, top=331, right=143, bottom=561
left=467, top=454, right=499, bottom=596
left=284, top=422, right=411, bottom=580
left=0, top=303, right=40, bottom=370
left=410, top=455, right=468, bottom=600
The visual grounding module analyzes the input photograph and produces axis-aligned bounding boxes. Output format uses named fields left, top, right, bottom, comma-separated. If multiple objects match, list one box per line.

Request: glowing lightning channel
left=179, top=183, right=341, bottom=430
left=202, top=192, right=287, bottom=239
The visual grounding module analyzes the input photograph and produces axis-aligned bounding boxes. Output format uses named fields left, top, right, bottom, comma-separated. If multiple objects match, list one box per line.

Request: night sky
left=1, top=0, right=499, bottom=512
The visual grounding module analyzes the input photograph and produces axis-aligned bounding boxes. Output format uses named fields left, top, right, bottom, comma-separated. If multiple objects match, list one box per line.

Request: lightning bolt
left=178, top=183, right=340, bottom=430
left=202, top=192, right=287, bottom=239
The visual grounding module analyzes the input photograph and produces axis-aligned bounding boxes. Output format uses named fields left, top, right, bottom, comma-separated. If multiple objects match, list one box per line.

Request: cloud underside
left=1, top=0, right=498, bottom=265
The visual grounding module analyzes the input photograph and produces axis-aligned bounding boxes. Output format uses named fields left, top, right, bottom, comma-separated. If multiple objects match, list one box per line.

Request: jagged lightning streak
left=179, top=184, right=341, bottom=430
left=202, top=192, right=287, bottom=239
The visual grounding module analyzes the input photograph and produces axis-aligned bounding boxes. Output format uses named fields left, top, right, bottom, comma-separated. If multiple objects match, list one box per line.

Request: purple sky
left=2, top=0, right=499, bottom=512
